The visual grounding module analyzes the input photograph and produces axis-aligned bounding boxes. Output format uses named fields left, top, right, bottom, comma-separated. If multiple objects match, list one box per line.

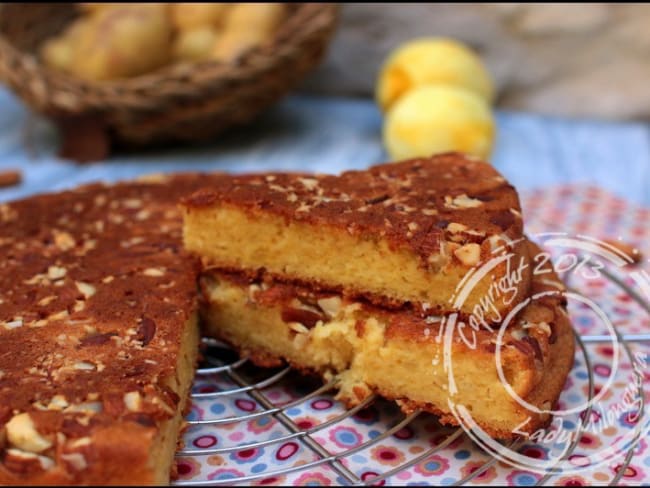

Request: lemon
left=383, top=84, right=495, bottom=161
left=376, top=37, right=494, bottom=113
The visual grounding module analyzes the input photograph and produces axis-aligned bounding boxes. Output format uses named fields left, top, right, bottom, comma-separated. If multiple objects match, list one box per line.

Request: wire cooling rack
left=172, top=256, right=650, bottom=486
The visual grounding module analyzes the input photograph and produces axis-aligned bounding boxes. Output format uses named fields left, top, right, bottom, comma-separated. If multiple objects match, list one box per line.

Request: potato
left=224, top=3, right=285, bottom=29
left=171, top=3, right=229, bottom=30
left=376, top=37, right=495, bottom=113
left=77, top=3, right=121, bottom=15
left=70, top=4, right=172, bottom=81
left=211, top=3, right=285, bottom=62
left=173, top=26, right=219, bottom=62
left=211, top=30, right=262, bottom=62
left=383, top=85, right=495, bottom=161
left=40, top=19, right=89, bottom=72
left=41, top=36, right=74, bottom=72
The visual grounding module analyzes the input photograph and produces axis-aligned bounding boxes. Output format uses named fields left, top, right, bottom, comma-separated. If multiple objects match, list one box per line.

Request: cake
left=198, top=240, right=574, bottom=438
left=182, top=153, right=531, bottom=320
left=0, top=174, right=214, bottom=485
left=0, top=150, right=575, bottom=486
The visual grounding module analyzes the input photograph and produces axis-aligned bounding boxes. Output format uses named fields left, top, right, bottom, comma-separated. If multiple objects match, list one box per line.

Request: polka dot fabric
left=175, top=186, right=650, bottom=486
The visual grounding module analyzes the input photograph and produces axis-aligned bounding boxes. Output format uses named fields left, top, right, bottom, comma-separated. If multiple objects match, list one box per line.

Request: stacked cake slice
left=182, top=153, right=575, bottom=439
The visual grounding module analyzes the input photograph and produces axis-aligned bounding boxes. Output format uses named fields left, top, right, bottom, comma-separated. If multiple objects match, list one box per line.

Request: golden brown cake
left=182, top=153, right=531, bottom=320
left=199, top=241, right=574, bottom=439
left=0, top=174, right=215, bottom=485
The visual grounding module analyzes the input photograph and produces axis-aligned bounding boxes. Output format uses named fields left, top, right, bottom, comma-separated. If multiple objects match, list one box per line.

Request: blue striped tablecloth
left=0, top=87, right=648, bottom=207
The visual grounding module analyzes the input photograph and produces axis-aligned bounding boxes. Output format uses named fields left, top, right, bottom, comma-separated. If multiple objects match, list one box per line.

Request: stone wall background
left=301, top=3, right=650, bottom=121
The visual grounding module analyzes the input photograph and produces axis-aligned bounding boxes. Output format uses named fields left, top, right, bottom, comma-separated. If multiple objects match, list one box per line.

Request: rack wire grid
left=173, top=248, right=650, bottom=486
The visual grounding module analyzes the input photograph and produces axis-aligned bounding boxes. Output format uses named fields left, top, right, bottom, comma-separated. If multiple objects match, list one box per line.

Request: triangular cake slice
left=183, top=153, right=531, bottom=319
left=0, top=175, right=214, bottom=485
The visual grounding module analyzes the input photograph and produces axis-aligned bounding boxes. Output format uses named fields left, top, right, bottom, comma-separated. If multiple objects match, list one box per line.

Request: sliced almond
left=454, top=243, right=481, bottom=266
left=5, top=413, right=52, bottom=453
left=446, top=222, right=468, bottom=233
left=316, top=296, right=342, bottom=319
left=61, top=452, right=87, bottom=471
left=124, top=391, right=143, bottom=412
left=75, top=282, right=96, bottom=299
left=5, top=448, right=54, bottom=472
left=444, top=194, right=483, bottom=209
left=47, top=266, right=67, bottom=281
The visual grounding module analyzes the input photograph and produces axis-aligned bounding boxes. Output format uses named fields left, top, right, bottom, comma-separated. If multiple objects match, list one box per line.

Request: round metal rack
left=173, top=257, right=650, bottom=486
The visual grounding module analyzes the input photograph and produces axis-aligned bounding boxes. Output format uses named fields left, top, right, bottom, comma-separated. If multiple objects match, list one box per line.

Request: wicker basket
left=0, top=3, right=339, bottom=148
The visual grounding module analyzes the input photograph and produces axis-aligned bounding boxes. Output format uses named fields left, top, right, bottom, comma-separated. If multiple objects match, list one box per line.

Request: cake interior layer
left=184, top=204, right=530, bottom=319
left=149, top=313, right=199, bottom=485
left=200, top=273, right=573, bottom=439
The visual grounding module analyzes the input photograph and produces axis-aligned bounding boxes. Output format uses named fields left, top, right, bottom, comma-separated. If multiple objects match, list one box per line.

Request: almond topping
left=135, top=209, right=151, bottom=220
left=69, top=437, right=92, bottom=448
left=53, top=230, right=75, bottom=251
left=37, top=296, right=57, bottom=306
left=47, top=266, right=67, bottom=281
left=5, top=448, right=54, bottom=472
left=49, top=310, right=69, bottom=321
left=47, top=395, right=69, bottom=411
left=444, top=194, right=483, bottom=209
left=288, top=322, right=310, bottom=334
left=5, top=413, right=52, bottom=453
left=446, top=222, right=467, bottom=233
left=74, top=361, right=96, bottom=371
left=75, top=282, right=96, bottom=299
left=122, top=199, right=142, bottom=209
left=453, top=243, right=481, bottom=266
left=298, top=177, right=319, bottom=191
left=61, top=452, right=87, bottom=471
left=124, top=391, right=143, bottom=412
left=4, top=319, right=23, bottom=330
left=316, top=296, right=342, bottom=319
left=143, top=268, right=165, bottom=277
left=522, top=321, right=552, bottom=336
left=64, top=402, right=102, bottom=414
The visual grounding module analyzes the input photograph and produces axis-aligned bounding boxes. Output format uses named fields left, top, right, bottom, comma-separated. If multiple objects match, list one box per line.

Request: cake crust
left=0, top=174, right=214, bottom=485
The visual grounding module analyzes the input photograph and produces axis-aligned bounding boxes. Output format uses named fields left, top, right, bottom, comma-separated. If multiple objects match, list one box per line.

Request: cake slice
left=199, top=241, right=574, bottom=439
left=182, top=153, right=531, bottom=320
left=0, top=174, right=214, bottom=485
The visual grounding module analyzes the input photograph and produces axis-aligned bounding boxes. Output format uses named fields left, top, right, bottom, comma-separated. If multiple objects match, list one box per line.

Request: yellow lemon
left=383, top=84, right=495, bottom=161
left=376, top=37, right=495, bottom=113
